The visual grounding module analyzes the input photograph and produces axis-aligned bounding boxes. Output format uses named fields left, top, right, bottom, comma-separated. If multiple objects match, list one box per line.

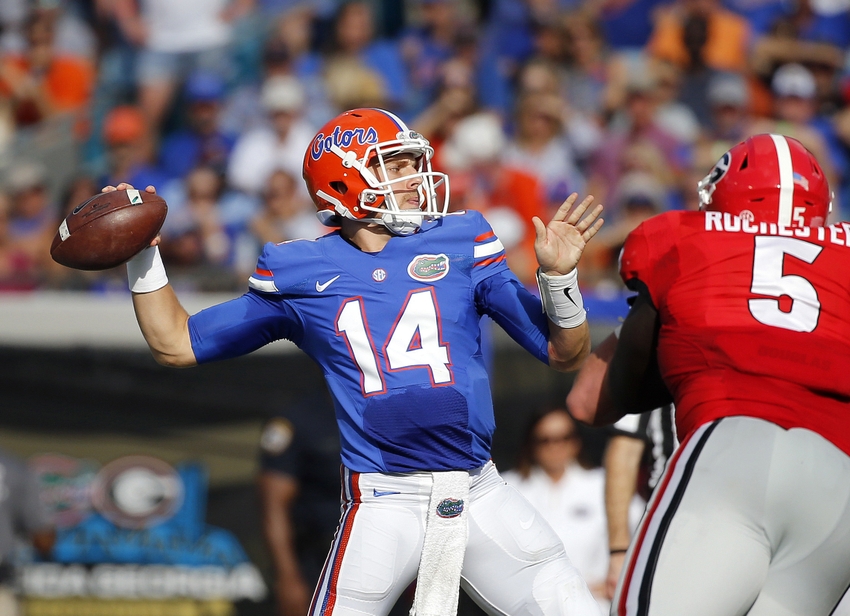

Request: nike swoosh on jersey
left=373, top=489, right=401, bottom=497
left=316, top=275, right=341, bottom=292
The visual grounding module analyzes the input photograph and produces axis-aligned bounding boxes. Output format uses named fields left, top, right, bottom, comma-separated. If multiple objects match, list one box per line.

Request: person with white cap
left=441, top=111, right=551, bottom=285
left=690, top=71, right=753, bottom=195
left=226, top=74, right=317, bottom=198
left=748, top=62, right=839, bottom=216
left=705, top=72, right=750, bottom=137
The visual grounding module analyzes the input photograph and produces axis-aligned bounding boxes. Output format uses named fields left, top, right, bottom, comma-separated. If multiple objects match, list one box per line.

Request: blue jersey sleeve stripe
left=473, top=238, right=505, bottom=259
left=474, top=254, right=506, bottom=268
left=248, top=276, right=279, bottom=293
left=248, top=266, right=279, bottom=293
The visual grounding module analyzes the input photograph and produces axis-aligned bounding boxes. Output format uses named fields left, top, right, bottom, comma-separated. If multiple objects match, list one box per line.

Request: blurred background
left=0, top=0, right=848, bottom=614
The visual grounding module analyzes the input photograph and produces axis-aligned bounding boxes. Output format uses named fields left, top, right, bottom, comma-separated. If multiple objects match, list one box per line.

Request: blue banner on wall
left=25, top=454, right=266, bottom=606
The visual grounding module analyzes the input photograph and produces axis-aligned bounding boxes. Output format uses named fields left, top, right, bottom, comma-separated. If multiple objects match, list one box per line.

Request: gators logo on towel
left=436, top=498, right=464, bottom=518
left=407, top=254, right=449, bottom=282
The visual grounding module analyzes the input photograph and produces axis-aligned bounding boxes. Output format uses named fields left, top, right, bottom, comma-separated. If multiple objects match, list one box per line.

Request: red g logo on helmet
left=698, top=134, right=831, bottom=228
left=302, top=108, right=449, bottom=236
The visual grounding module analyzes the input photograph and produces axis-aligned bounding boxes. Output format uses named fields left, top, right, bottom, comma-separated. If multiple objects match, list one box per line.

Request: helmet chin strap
left=381, top=216, right=420, bottom=236
left=357, top=195, right=423, bottom=235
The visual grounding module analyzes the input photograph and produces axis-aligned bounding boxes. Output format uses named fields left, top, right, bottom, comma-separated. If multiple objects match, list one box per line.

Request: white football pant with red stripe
left=309, top=461, right=601, bottom=615
left=613, top=416, right=850, bottom=616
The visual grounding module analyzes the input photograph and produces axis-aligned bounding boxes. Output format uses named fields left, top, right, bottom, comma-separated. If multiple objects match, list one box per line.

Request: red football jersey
left=620, top=210, right=850, bottom=456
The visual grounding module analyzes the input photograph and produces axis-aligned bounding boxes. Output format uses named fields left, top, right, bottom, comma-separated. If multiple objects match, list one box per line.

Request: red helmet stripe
left=770, top=134, right=794, bottom=227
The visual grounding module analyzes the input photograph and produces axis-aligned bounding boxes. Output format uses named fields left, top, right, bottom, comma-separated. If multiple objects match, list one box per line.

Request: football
left=50, top=188, right=168, bottom=271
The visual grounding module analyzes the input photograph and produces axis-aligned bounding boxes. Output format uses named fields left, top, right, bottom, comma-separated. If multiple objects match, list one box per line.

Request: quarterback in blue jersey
left=110, top=108, right=604, bottom=615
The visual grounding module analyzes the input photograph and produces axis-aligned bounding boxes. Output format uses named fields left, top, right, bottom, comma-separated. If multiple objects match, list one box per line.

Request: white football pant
left=309, top=461, right=601, bottom=615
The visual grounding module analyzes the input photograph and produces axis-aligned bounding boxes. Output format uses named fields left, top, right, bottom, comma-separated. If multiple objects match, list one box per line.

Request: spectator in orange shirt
left=0, top=11, right=94, bottom=128
left=647, top=0, right=752, bottom=73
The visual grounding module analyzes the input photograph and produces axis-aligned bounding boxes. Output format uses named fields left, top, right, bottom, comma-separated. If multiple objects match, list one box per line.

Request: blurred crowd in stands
left=0, top=0, right=848, bottom=293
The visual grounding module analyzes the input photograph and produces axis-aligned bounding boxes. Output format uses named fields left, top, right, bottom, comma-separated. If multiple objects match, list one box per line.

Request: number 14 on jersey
left=336, top=289, right=453, bottom=395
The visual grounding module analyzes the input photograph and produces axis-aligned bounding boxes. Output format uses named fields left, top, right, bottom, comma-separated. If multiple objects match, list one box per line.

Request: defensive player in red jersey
left=570, top=133, right=850, bottom=615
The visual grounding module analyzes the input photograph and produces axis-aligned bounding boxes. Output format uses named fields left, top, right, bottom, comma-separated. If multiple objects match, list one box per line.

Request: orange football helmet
left=302, top=108, right=449, bottom=235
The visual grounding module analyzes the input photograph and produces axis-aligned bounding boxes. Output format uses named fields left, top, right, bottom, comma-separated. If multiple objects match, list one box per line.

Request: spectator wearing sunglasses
left=503, top=407, right=640, bottom=612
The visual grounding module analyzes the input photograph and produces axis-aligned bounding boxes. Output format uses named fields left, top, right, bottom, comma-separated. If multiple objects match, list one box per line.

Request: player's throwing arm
left=107, top=183, right=197, bottom=367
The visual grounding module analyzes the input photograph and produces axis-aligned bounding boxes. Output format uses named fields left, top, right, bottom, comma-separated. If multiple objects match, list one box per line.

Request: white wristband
left=536, top=268, right=586, bottom=328
left=127, top=245, right=168, bottom=293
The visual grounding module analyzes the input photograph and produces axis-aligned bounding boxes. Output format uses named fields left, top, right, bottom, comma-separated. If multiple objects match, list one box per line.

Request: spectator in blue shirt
left=159, top=70, right=237, bottom=180
left=399, top=0, right=469, bottom=117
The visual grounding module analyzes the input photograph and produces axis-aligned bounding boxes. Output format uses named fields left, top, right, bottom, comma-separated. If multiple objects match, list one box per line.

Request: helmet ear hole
left=739, top=154, right=749, bottom=170
left=330, top=181, right=348, bottom=195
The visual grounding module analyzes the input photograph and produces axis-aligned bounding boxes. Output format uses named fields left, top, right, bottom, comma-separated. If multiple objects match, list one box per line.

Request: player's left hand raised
left=533, top=193, right=603, bottom=276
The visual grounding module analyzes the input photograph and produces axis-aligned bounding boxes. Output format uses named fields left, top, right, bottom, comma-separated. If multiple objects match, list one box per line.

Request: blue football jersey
left=188, top=210, right=552, bottom=473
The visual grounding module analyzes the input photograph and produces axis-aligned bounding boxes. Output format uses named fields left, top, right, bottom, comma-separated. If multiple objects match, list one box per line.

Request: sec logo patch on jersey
left=407, top=254, right=449, bottom=282
left=261, top=418, right=294, bottom=455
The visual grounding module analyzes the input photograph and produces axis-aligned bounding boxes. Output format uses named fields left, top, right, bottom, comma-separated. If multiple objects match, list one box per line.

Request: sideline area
left=0, top=290, right=629, bottom=350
